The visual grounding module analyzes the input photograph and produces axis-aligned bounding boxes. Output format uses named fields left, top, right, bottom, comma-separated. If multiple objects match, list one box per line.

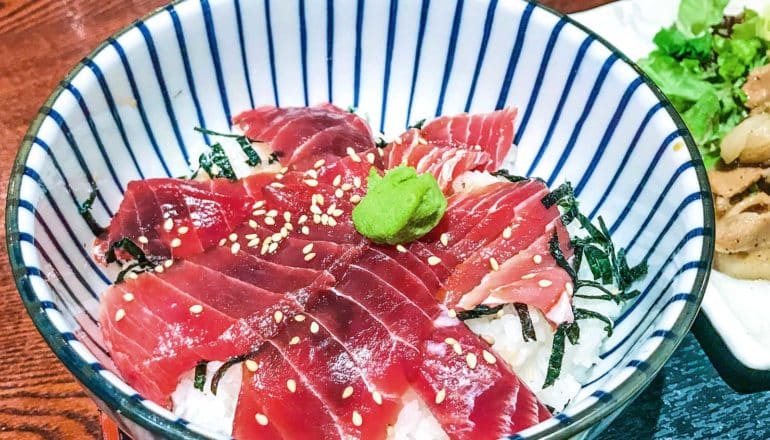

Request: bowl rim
left=5, top=0, right=715, bottom=438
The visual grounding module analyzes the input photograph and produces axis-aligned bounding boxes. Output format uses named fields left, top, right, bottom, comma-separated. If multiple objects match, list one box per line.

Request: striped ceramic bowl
left=5, top=0, right=714, bottom=438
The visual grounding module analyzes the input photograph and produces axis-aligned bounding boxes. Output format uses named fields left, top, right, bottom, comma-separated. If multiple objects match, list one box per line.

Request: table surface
left=1, top=0, right=768, bottom=439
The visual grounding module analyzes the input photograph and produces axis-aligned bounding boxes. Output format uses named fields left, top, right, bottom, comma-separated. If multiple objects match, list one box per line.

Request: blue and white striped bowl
left=5, top=0, right=713, bottom=438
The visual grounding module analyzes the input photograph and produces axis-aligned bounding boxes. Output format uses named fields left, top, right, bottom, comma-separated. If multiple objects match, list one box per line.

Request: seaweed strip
left=574, top=308, right=614, bottom=337
left=78, top=191, right=106, bottom=236
left=543, top=324, right=567, bottom=388
left=457, top=304, right=504, bottom=320
left=514, top=303, right=537, bottom=342
left=193, top=361, right=208, bottom=392
left=210, top=353, right=251, bottom=395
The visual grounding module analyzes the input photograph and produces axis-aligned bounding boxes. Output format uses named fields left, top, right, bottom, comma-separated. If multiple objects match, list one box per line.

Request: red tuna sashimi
left=233, top=104, right=374, bottom=169
left=412, top=322, right=549, bottom=439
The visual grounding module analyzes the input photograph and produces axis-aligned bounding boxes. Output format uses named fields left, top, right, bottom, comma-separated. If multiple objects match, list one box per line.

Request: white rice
left=172, top=361, right=242, bottom=437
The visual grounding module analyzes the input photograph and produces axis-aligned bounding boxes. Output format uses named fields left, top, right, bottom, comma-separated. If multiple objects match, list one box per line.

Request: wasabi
left=352, top=166, right=447, bottom=245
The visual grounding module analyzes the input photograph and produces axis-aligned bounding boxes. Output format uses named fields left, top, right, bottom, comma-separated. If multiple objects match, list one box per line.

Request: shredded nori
left=574, top=308, right=614, bottom=337
left=514, top=303, right=537, bottom=342
left=193, top=361, right=208, bottom=392
left=210, top=354, right=251, bottom=395
left=543, top=324, right=568, bottom=388
left=491, top=169, right=529, bottom=183
left=194, top=126, right=263, bottom=167
left=106, top=238, right=151, bottom=266
left=115, top=262, right=143, bottom=284
left=541, top=182, right=574, bottom=209
left=408, top=118, right=426, bottom=130
left=584, top=245, right=614, bottom=285
left=457, top=304, right=504, bottom=320
left=375, top=137, right=389, bottom=149
left=78, top=191, right=106, bottom=236
left=549, top=232, right=576, bottom=281
left=540, top=181, right=578, bottom=224
left=268, top=152, right=281, bottom=164
left=198, top=143, right=237, bottom=181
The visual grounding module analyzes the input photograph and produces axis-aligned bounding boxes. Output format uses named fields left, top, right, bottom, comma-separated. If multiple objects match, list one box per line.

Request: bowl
left=5, top=0, right=714, bottom=438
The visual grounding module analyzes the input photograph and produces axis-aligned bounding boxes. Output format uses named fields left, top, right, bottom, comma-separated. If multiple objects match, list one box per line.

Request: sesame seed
left=378, top=148, right=384, bottom=157
left=372, top=391, right=383, bottom=405
left=304, top=179, right=319, bottom=187
left=276, top=174, right=285, bottom=180
left=287, top=379, right=297, bottom=393
left=115, top=309, right=126, bottom=322
left=154, top=265, right=164, bottom=273
left=178, top=226, right=189, bottom=235
left=163, top=218, right=174, bottom=231
left=245, top=360, right=258, bottom=372
left=347, top=147, right=361, bottom=162
left=320, top=214, right=329, bottom=225
left=313, top=214, right=322, bottom=224
left=252, top=201, right=265, bottom=209
left=332, top=209, right=343, bottom=217
left=326, top=203, right=336, bottom=215
left=274, top=311, right=284, bottom=323
left=310, top=321, right=319, bottom=333
left=304, top=252, right=316, bottom=262
left=533, top=254, right=543, bottom=264
left=341, top=183, right=353, bottom=191
left=342, top=386, right=354, bottom=399
left=445, top=338, right=458, bottom=345
left=335, top=188, right=344, bottom=198
left=164, top=259, right=173, bottom=268
left=170, top=238, right=182, bottom=248
left=138, top=236, right=149, bottom=244
left=284, top=223, right=294, bottom=231
left=302, top=226, right=310, bottom=235
left=229, top=233, right=238, bottom=242
left=353, top=177, right=362, bottom=188
left=261, top=239, right=271, bottom=255
left=264, top=217, right=276, bottom=225
left=440, top=233, right=449, bottom=246
left=417, top=137, right=427, bottom=145
left=352, top=411, right=363, bottom=427
left=298, top=215, right=308, bottom=224
left=310, top=204, right=322, bottom=215
left=538, top=279, right=553, bottom=287
left=270, top=182, right=285, bottom=188
left=255, top=413, right=269, bottom=426
left=245, top=233, right=258, bottom=240
left=268, top=242, right=278, bottom=253
left=267, top=210, right=278, bottom=217
left=482, top=334, right=496, bottom=345
left=231, top=242, right=241, bottom=254
left=435, top=389, right=446, bottom=404
left=428, top=256, right=442, bottom=266
left=349, top=195, right=362, bottom=204
left=302, top=243, right=314, bottom=254
left=280, top=166, right=289, bottom=173
left=289, top=336, right=300, bottom=345
left=366, top=152, right=375, bottom=163
left=314, top=159, right=326, bottom=169
left=123, top=293, right=135, bottom=302
left=294, top=315, right=306, bottom=322
left=253, top=209, right=266, bottom=216
left=521, top=273, right=536, bottom=280
left=271, top=232, right=283, bottom=242
left=333, top=175, right=342, bottom=186
left=482, top=350, right=496, bottom=364
left=448, top=309, right=457, bottom=319
left=489, top=257, right=499, bottom=271
left=453, top=343, right=462, bottom=355
left=189, top=304, right=203, bottom=315
left=127, top=272, right=139, bottom=280
left=466, top=353, right=478, bottom=369
left=565, top=282, right=574, bottom=295
left=305, top=169, right=318, bottom=180
left=328, top=217, right=338, bottom=227
left=219, top=238, right=228, bottom=246
left=502, top=227, right=513, bottom=239
left=396, top=244, right=407, bottom=253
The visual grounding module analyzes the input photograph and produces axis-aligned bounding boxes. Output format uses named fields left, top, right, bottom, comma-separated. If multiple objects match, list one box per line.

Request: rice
left=172, top=361, right=242, bottom=437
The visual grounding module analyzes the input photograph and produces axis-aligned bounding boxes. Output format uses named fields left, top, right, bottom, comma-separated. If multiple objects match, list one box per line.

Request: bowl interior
left=7, top=0, right=712, bottom=438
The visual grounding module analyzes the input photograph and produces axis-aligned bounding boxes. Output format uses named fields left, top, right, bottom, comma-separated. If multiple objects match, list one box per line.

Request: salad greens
left=639, top=0, right=770, bottom=168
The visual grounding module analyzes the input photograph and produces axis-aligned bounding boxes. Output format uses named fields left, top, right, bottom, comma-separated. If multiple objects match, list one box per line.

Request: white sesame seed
left=163, top=218, right=174, bottom=231
left=482, top=334, right=496, bottom=345
left=274, top=310, right=284, bottom=323
left=154, top=265, right=164, bottom=273
left=378, top=147, right=384, bottom=157
left=301, top=226, right=310, bottom=235
left=353, top=177, right=362, bottom=188
left=521, top=273, right=536, bottom=280
left=289, top=336, right=300, bottom=345
left=466, top=353, right=478, bottom=369
left=231, top=242, right=241, bottom=254
left=482, top=350, right=496, bottom=364
left=396, top=244, right=407, bottom=253
left=115, top=309, right=126, bottom=322
left=253, top=209, right=266, bottom=216
left=304, top=179, right=319, bottom=187
left=428, top=256, right=442, bottom=266
left=341, top=183, right=353, bottom=191
left=229, top=233, right=238, bottom=242
left=294, top=314, right=306, bottom=322
left=189, top=304, right=203, bottom=315
left=245, top=233, right=258, bottom=240
left=268, top=242, right=278, bottom=253
left=252, top=201, right=265, bottom=209
left=123, top=293, right=134, bottom=302
left=533, top=254, right=543, bottom=264
left=326, top=203, right=336, bottom=215
left=261, top=239, right=271, bottom=255
left=255, top=413, right=269, bottom=426
left=267, top=210, right=278, bottom=217
left=349, top=195, right=362, bottom=204
left=347, top=147, right=361, bottom=162
left=448, top=309, right=457, bottom=319
left=332, top=209, right=344, bottom=217
left=538, top=279, right=553, bottom=287
left=271, top=232, right=283, bottom=242
left=335, top=188, right=344, bottom=198
left=284, top=379, right=296, bottom=393
left=372, top=391, right=383, bottom=405
left=304, top=252, right=317, bottom=262
left=320, top=214, right=329, bottom=225
left=280, top=166, right=289, bottom=174
left=138, top=236, right=149, bottom=244
left=310, top=321, right=319, bottom=333
left=164, top=259, right=173, bottom=268
left=333, top=174, right=342, bottom=186
left=310, top=204, right=322, bottom=215
left=284, top=223, right=293, bottom=231
left=270, top=182, right=285, bottom=188
left=170, top=238, right=182, bottom=248
left=417, top=137, right=427, bottom=145
left=177, top=226, right=189, bottom=235
left=264, top=217, right=276, bottom=225
left=218, top=238, right=227, bottom=246
left=435, top=389, right=446, bottom=404
left=352, top=411, right=363, bottom=427
left=366, top=152, right=376, bottom=164
left=453, top=343, right=462, bottom=355
left=342, top=386, right=354, bottom=399
left=298, top=215, right=308, bottom=224
left=245, top=360, right=258, bottom=372
left=127, top=272, right=139, bottom=280
left=328, top=217, right=338, bottom=227
left=489, top=257, right=499, bottom=271
left=566, top=282, right=574, bottom=295
left=302, top=243, right=314, bottom=254
left=275, top=173, right=284, bottom=180
left=444, top=337, right=457, bottom=346
left=313, top=214, right=322, bottom=224
left=314, top=159, right=326, bottom=169
left=440, top=233, right=449, bottom=246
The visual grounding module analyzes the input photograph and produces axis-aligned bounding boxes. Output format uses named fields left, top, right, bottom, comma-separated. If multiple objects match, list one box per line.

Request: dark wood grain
left=4, top=1, right=761, bottom=440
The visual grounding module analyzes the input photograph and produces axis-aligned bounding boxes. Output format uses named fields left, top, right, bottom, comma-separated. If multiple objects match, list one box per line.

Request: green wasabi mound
left=352, top=166, right=447, bottom=245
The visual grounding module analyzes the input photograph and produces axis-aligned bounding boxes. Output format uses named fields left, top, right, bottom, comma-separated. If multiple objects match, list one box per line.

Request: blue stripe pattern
left=9, top=1, right=711, bottom=439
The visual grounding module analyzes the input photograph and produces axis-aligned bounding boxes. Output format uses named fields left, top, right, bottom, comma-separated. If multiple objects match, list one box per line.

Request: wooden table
left=1, top=0, right=766, bottom=439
